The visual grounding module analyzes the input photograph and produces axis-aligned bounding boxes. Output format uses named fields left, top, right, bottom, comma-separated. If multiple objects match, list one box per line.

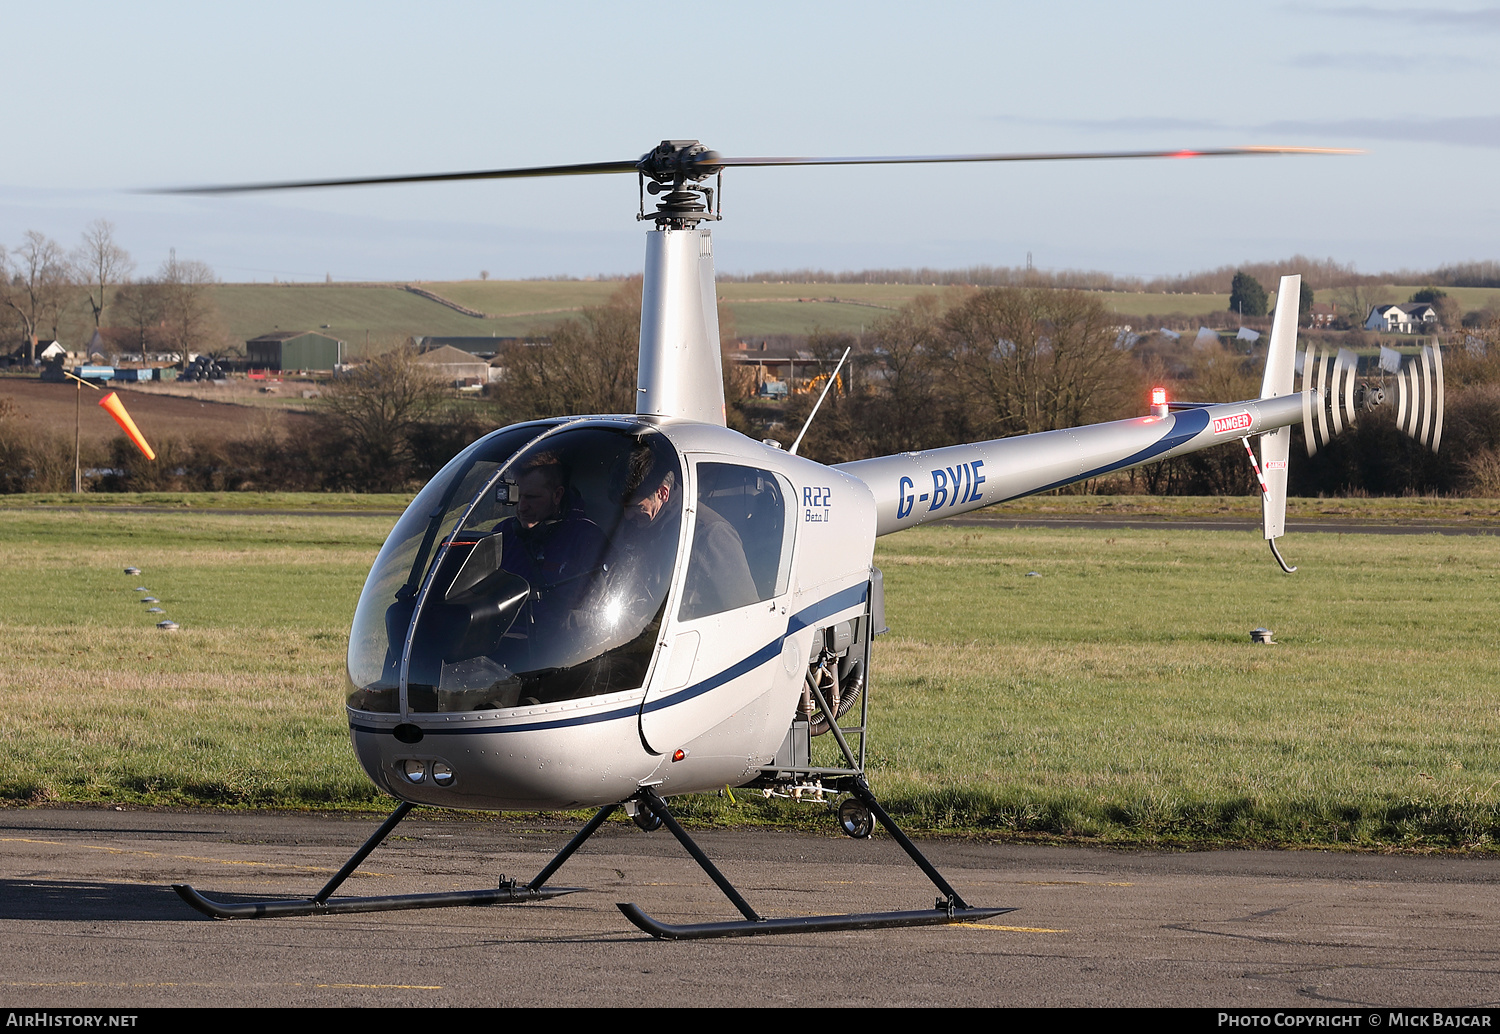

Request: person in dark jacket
left=619, top=446, right=758, bottom=619
left=498, top=453, right=606, bottom=620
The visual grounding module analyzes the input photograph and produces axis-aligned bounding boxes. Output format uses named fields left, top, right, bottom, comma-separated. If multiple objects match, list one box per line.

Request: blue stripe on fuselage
left=640, top=581, right=869, bottom=714
left=351, top=583, right=872, bottom=736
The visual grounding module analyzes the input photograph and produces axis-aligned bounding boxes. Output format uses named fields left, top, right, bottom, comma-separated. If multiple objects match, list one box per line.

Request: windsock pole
left=63, top=371, right=101, bottom=493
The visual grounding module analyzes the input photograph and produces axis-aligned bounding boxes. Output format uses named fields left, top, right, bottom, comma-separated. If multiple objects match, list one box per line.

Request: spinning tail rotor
left=1298, top=339, right=1444, bottom=456
left=1249, top=276, right=1446, bottom=573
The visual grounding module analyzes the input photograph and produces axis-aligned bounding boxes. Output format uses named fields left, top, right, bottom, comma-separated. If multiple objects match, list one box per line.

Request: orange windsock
left=99, top=391, right=156, bottom=460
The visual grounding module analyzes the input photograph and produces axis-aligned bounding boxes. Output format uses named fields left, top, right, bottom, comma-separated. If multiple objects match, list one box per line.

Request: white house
left=1365, top=302, right=1438, bottom=334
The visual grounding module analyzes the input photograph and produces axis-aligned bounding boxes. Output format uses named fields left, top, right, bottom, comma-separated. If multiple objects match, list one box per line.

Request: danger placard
left=1212, top=412, right=1253, bottom=435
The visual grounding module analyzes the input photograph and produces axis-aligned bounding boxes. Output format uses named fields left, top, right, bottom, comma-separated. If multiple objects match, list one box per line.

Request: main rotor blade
left=153, top=144, right=1359, bottom=195
left=153, top=159, right=642, bottom=195
left=706, top=146, right=1361, bottom=170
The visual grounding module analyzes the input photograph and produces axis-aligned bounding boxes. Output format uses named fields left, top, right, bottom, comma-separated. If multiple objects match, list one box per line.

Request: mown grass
left=0, top=491, right=413, bottom=512
left=860, top=525, right=1500, bottom=848
left=967, top=493, right=1500, bottom=524
left=1, top=505, right=1496, bottom=848
left=9, top=491, right=1498, bottom=523
left=0, top=510, right=393, bottom=808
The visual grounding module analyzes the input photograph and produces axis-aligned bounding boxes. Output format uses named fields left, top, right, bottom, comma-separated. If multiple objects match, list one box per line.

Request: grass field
left=3, top=502, right=1496, bottom=849
left=211, top=284, right=493, bottom=351
left=193, top=278, right=1500, bottom=347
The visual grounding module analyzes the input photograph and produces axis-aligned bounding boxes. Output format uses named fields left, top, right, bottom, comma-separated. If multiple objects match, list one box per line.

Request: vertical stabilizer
left=1260, top=275, right=1300, bottom=552
left=637, top=228, right=727, bottom=426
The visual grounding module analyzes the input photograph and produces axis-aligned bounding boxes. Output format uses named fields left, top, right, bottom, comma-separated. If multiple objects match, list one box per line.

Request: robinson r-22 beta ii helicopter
left=171, top=140, right=1441, bottom=939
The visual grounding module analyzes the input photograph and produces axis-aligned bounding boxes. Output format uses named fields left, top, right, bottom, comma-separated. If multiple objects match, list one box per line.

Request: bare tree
left=860, top=296, right=961, bottom=453
left=944, top=287, right=1132, bottom=437
left=154, top=251, right=223, bottom=354
left=73, top=220, right=134, bottom=330
left=491, top=279, right=640, bottom=419
left=324, top=346, right=450, bottom=488
left=112, top=280, right=167, bottom=353
left=1331, top=282, right=1393, bottom=328
left=1, top=232, right=73, bottom=361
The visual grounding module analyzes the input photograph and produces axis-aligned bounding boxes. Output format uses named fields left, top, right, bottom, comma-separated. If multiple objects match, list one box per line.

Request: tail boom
left=836, top=394, right=1307, bottom=537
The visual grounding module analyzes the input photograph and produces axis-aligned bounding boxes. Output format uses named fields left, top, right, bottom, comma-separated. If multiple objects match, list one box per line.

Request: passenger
left=498, top=452, right=607, bottom=620
left=619, top=444, right=758, bottom=618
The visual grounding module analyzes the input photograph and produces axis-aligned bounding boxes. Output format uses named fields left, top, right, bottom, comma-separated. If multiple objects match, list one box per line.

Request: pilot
left=498, top=452, right=607, bottom=619
left=619, top=444, right=758, bottom=618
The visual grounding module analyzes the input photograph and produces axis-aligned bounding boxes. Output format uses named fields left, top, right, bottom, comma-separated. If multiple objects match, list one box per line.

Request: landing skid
left=174, top=882, right=575, bottom=919
left=618, top=903, right=1010, bottom=940
left=613, top=782, right=1013, bottom=940
left=171, top=784, right=1013, bottom=939
left=172, top=800, right=591, bottom=920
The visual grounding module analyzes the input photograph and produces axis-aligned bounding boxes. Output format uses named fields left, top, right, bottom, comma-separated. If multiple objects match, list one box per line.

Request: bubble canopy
left=346, top=421, right=684, bottom=715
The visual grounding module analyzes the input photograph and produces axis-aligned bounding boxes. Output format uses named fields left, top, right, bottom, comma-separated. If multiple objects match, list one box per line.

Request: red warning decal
left=1212, top=412, right=1253, bottom=435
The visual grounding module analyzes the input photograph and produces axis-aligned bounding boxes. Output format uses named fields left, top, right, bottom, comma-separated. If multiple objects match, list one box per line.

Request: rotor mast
left=633, top=141, right=728, bottom=427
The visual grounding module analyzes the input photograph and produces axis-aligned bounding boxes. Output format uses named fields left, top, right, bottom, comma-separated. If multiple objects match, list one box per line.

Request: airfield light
left=1150, top=387, right=1169, bottom=419
left=402, top=759, right=426, bottom=784
left=431, top=762, right=455, bottom=786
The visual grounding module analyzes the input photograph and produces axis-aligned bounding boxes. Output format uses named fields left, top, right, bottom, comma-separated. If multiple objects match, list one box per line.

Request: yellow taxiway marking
left=0, top=837, right=396, bottom=878
left=960, top=924, right=1070, bottom=933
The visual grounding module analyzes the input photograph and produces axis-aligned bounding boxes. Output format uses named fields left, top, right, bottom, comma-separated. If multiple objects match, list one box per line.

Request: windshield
left=346, top=422, right=683, bottom=714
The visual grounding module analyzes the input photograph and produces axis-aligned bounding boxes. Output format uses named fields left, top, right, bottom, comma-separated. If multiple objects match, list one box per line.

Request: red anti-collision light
left=1150, top=387, right=1169, bottom=419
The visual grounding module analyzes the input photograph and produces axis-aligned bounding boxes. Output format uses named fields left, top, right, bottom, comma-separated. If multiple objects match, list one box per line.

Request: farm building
left=246, top=331, right=347, bottom=371
left=411, top=335, right=525, bottom=357
left=414, top=344, right=491, bottom=386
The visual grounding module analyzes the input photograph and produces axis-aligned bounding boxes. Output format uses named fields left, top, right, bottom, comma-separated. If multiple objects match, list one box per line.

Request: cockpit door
left=639, top=458, right=798, bottom=755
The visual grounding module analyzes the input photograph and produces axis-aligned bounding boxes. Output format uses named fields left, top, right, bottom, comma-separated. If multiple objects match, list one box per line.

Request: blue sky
left=4, top=1, right=1496, bottom=282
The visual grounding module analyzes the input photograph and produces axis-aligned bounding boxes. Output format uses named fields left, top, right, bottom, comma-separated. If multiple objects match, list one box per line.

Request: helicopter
left=170, top=139, right=1439, bottom=940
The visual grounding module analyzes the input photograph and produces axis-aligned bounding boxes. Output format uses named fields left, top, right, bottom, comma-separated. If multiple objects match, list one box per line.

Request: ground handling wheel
left=839, top=797, right=874, bottom=839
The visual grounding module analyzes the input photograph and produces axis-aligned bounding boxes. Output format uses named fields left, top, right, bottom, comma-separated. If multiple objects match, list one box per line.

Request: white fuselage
left=346, top=225, right=1311, bottom=813
left=349, top=418, right=876, bottom=810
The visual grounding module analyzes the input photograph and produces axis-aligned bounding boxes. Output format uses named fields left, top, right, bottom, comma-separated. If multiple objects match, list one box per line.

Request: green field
left=194, top=280, right=1500, bottom=348
left=4, top=503, right=1497, bottom=848
left=211, top=284, right=494, bottom=352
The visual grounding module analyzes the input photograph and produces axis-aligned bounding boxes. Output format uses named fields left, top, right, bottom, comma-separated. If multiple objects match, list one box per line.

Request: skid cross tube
left=526, top=802, right=618, bottom=890
left=616, top=788, right=1013, bottom=940
left=172, top=801, right=582, bottom=920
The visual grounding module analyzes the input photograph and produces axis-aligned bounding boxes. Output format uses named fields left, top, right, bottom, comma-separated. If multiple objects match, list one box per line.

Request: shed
left=415, top=345, right=491, bottom=386
left=246, top=331, right=347, bottom=371
left=412, top=335, right=524, bottom=357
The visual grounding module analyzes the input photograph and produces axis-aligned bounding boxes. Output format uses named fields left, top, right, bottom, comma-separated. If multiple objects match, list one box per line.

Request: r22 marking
left=803, top=485, right=832, bottom=522
left=896, top=460, right=986, bottom=520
